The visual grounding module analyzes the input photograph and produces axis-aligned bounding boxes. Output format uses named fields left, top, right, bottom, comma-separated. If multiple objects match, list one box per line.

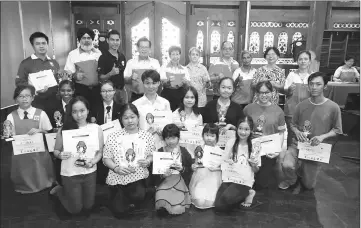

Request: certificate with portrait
left=62, top=128, right=99, bottom=159
left=179, top=126, right=203, bottom=145
left=202, top=145, right=224, bottom=168
left=12, top=133, right=46, bottom=155
left=139, top=110, right=173, bottom=132
left=101, top=120, right=122, bottom=143
left=165, top=72, right=185, bottom=87
left=28, top=70, right=57, bottom=91
left=152, top=151, right=179, bottom=175
left=298, top=142, right=332, bottom=164
left=118, top=134, right=146, bottom=168
left=251, top=133, right=281, bottom=156
left=132, top=69, right=147, bottom=94
left=217, top=130, right=236, bottom=147
left=45, top=133, right=57, bottom=152
left=221, top=163, right=254, bottom=187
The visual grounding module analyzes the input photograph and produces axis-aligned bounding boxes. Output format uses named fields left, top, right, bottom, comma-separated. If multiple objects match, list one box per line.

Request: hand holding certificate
left=298, top=142, right=332, bottom=163
left=119, top=135, right=145, bottom=168
left=221, top=162, right=254, bottom=187
left=153, top=151, right=179, bottom=174
left=251, top=133, right=281, bottom=156
left=12, top=133, right=46, bottom=155
left=166, top=72, right=185, bottom=87
left=202, top=145, right=224, bottom=168
left=140, top=110, right=173, bottom=132
left=28, top=70, right=57, bottom=91
left=101, top=120, right=122, bottom=143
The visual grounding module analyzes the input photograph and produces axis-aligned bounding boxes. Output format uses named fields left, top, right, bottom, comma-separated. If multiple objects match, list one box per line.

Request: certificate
left=152, top=151, right=179, bottom=174
left=217, top=130, right=236, bottom=147
left=221, top=163, right=254, bottom=187
left=179, top=127, right=203, bottom=145
left=45, top=133, right=57, bottom=152
left=251, top=133, right=281, bottom=156
left=165, top=72, right=185, bottom=87
left=118, top=134, right=146, bottom=168
left=101, top=120, right=122, bottom=143
left=208, top=64, right=233, bottom=78
left=139, top=110, right=173, bottom=131
left=28, top=70, right=57, bottom=91
left=62, top=128, right=99, bottom=159
left=12, top=133, right=46, bottom=155
left=132, top=69, right=147, bottom=94
left=202, top=145, right=224, bottom=168
left=297, top=142, right=332, bottom=164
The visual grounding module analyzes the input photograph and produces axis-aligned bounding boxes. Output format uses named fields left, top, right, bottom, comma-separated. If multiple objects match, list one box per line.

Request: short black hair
left=141, top=70, right=160, bottom=83
left=255, top=81, right=273, bottom=93
left=29, top=32, right=49, bottom=45
left=218, top=77, right=235, bottom=89
left=307, top=72, right=331, bottom=86
left=119, top=103, right=140, bottom=128
left=202, top=123, right=220, bottom=142
left=107, top=30, right=120, bottom=39
left=77, top=28, right=95, bottom=41
left=162, top=124, right=180, bottom=139
left=58, top=80, right=75, bottom=91
left=221, top=41, right=234, bottom=50
left=136, top=37, right=152, bottom=48
left=264, top=46, right=280, bottom=58
left=13, top=84, right=36, bottom=100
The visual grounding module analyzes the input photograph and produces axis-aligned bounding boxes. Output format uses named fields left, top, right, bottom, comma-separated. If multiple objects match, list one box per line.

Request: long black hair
left=232, top=116, right=254, bottom=161
left=178, top=85, right=200, bottom=116
left=62, top=96, right=91, bottom=130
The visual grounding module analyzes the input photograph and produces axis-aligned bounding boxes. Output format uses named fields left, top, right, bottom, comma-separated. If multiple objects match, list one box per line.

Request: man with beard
left=124, top=37, right=161, bottom=102
left=16, top=32, right=64, bottom=110
left=97, top=30, right=127, bottom=104
left=64, top=28, right=102, bottom=106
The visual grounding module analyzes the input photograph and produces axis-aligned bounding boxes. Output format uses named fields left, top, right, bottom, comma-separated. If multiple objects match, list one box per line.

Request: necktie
left=105, top=106, right=111, bottom=123
left=24, top=111, right=29, bottom=119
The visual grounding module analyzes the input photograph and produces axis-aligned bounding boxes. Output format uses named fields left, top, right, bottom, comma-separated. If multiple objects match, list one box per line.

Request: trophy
left=53, top=111, right=63, bottom=131
left=251, top=142, right=261, bottom=161
left=303, top=120, right=312, bottom=139
left=194, top=146, right=204, bottom=167
left=171, top=147, right=181, bottom=166
left=75, top=141, right=87, bottom=166
left=179, top=111, right=187, bottom=131
left=218, top=107, right=227, bottom=127
left=236, top=76, right=244, bottom=87
left=2, top=120, right=13, bottom=140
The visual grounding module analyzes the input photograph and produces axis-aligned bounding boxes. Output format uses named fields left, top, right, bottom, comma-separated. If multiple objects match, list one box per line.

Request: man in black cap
left=64, top=27, right=102, bottom=105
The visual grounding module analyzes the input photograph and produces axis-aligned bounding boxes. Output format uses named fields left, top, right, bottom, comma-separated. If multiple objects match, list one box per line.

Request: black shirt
left=97, top=50, right=127, bottom=89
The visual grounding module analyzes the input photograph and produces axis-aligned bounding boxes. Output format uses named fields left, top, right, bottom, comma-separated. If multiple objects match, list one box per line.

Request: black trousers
left=74, top=83, right=101, bottom=109
left=161, top=87, right=183, bottom=112
left=214, top=182, right=250, bottom=212
left=109, top=179, right=146, bottom=216
left=254, top=156, right=276, bottom=190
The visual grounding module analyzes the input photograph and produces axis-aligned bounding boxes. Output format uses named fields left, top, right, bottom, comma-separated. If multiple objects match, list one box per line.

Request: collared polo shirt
left=98, top=50, right=127, bottom=89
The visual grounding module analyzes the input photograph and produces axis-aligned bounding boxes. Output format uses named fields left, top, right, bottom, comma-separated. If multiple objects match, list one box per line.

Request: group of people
left=5, top=27, right=344, bottom=219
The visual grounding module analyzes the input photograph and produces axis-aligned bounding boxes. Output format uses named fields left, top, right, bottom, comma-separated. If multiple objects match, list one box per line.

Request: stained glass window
left=249, top=32, right=260, bottom=54
left=227, top=31, right=235, bottom=44
left=161, top=18, right=181, bottom=65
left=93, top=29, right=100, bottom=49
left=263, top=32, right=274, bottom=52
left=210, top=30, right=221, bottom=54
left=277, top=32, right=288, bottom=54
left=292, top=32, right=302, bottom=42
left=131, top=17, right=150, bottom=59
left=196, top=30, right=204, bottom=53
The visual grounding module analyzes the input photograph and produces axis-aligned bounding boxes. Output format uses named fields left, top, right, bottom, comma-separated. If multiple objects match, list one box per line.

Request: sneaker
left=278, top=181, right=290, bottom=190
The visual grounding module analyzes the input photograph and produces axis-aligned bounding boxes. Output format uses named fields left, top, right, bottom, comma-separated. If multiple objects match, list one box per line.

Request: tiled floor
left=1, top=135, right=359, bottom=228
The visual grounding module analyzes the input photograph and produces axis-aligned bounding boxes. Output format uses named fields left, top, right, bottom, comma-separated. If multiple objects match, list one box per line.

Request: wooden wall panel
left=1, top=2, right=23, bottom=108
left=250, top=9, right=310, bottom=22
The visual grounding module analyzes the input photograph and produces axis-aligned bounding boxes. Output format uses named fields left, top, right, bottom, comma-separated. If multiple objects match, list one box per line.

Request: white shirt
left=284, top=71, right=311, bottom=89
left=62, top=100, right=67, bottom=112
left=64, top=48, right=102, bottom=74
left=232, top=67, right=257, bottom=81
left=103, top=101, right=114, bottom=123
left=6, top=106, right=52, bottom=134
left=334, top=66, right=360, bottom=79
left=132, top=94, right=171, bottom=112
left=160, top=63, right=191, bottom=81
left=172, top=108, right=203, bottom=128
left=124, top=56, right=161, bottom=78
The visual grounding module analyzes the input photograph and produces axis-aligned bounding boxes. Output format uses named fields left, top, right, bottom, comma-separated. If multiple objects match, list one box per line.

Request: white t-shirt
left=284, top=71, right=311, bottom=89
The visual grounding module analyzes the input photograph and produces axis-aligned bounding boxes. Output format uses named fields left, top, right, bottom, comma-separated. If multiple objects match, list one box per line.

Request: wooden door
left=188, top=7, right=239, bottom=68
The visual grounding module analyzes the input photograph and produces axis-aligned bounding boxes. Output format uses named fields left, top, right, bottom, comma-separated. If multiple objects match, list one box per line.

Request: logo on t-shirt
left=303, top=120, right=312, bottom=137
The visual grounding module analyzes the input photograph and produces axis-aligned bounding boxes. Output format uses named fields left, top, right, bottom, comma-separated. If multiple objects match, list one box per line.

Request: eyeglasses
left=18, top=95, right=32, bottom=99
left=101, top=90, right=115, bottom=94
left=259, top=91, right=271, bottom=95
left=139, top=46, right=150, bottom=50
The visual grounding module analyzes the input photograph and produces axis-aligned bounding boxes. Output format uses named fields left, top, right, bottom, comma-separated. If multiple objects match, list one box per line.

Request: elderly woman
left=232, top=50, right=257, bottom=109
left=160, top=46, right=191, bottom=111
left=209, top=41, right=239, bottom=100
left=103, top=104, right=155, bottom=218
left=186, top=47, right=211, bottom=107
left=333, top=55, right=360, bottom=82
left=252, top=47, right=285, bottom=105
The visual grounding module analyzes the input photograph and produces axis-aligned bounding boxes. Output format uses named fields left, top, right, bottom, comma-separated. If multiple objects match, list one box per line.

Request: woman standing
left=102, top=104, right=155, bottom=218
left=333, top=56, right=360, bottom=82
left=244, top=81, right=285, bottom=190
left=186, top=47, right=211, bottom=107
left=232, top=51, right=257, bottom=109
left=283, top=51, right=312, bottom=148
left=252, top=47, right=285, bottom=105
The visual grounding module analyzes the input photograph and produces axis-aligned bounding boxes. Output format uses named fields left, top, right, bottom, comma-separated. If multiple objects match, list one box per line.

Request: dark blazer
left=90, top=101, right=122, bottom=125
left=202, top=99, right=244, bottom=127
left=45, top=98, right=69, bottom=130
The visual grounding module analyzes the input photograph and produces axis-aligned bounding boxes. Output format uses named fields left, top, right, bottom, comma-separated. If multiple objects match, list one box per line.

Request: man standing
left=278, top=72, right=342, bottom=194
left=64, top=28, right=102, bottom=105
left=16, top=32, right=62, bottom=110
left=124, top=37, right=161, bottom=103
left=97, top=30, right=127, bottom=104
